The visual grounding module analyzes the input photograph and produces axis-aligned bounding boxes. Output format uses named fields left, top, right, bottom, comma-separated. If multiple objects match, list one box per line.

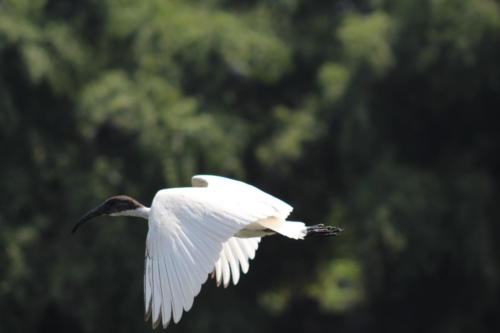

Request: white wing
left=213, top=237, right=261, bottom=288
left=193, top=175, right=307, bottom=239
left=193, top=175, right=301, bottom=284
left=193, top=175, right=293, bottom=286
left=191, top=175, right=293, bottom=220
left=144, top=184, right=286, bottom=328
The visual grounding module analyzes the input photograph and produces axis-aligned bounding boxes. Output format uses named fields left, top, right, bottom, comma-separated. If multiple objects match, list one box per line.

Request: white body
left=143, top=175, right=307, bottom=328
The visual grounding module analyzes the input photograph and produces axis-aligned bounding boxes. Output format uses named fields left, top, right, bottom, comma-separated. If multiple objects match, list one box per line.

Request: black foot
left=306, top=224, right=343, bottom=237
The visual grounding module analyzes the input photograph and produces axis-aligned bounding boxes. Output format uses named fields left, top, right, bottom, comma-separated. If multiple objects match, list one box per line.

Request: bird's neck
left=110, top=206, right=150, bottom=220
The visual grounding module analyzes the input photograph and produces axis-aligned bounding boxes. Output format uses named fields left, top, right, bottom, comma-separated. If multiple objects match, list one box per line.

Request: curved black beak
left=72, top=205, right=106, bottom=234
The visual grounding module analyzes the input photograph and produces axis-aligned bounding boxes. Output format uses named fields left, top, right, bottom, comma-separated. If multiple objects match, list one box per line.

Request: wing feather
left=172, top=233, right=199, bottom=308
left=145, top=185, right=278, bottom=326
left=151, top=258, right=162, bottom=328
left=214, top=258, right=222, bottom=287
left=212, top=237, right=261, bottom=287
left=177, top=233, right=204, bottom=296
left=228, top=238, right=249, bottom=273
left=159, top=258, right=172, bottom=328
left=224, top=242, right=240, bottom=285
left=144, top=257, right=152, bottom=321
left=171, top=252, right=188, bottom=323
left=186, top=226, right=221, bottom=265
left=158, top=258, right=171, bottom=328
left=221, top=250, right=231, bottom=287
left=239, top=239, right=255, bottom=259
left=245, top=238, right=261, bottom=259
left=191, top=175, right=293, bottom=220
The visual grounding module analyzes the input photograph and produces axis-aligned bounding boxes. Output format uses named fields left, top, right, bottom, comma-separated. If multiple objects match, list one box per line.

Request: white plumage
left=144, top=175, right=305, bottom=328
left=73, top=175, right=340, bottom=329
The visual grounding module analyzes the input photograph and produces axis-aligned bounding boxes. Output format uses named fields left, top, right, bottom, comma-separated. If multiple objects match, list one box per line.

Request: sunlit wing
left=191, top=175, right=293, bottom=220
left=192, top=175, right=293, bottom=286
left=213, top=237, right=261, bottom=287
left=144, top=185, right=285, bottom=329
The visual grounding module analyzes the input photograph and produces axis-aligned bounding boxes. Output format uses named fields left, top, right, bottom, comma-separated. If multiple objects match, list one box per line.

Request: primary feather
left=144, top=175, right=299, bottom=328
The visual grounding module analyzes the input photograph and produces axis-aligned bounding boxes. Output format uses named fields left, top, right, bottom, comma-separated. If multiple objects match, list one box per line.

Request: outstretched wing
left=192, top=175, right=294, bottom=286
left=191, top=175, right=293, bottom=220
left=144, top=184, right=286, bottom=329
left=213, top=237, right=261, bottom=288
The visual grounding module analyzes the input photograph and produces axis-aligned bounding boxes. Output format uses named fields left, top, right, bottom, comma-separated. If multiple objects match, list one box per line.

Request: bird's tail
left=306, top=224, right=342, bottom=238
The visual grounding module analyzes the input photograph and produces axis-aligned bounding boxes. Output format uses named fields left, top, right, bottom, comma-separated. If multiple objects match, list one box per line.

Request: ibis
left=73, top=175, right=341, bottom=329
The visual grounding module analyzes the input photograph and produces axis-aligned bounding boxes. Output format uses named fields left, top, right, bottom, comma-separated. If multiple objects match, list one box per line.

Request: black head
left=72, top=195, right=144, bottom=234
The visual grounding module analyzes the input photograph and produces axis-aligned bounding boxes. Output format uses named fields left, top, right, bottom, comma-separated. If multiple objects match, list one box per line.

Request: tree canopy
left=1, top=0, right=500, bottom=332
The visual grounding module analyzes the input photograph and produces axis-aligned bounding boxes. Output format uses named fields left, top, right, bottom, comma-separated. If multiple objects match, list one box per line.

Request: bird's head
left=72, top=195, right=145, bottom=234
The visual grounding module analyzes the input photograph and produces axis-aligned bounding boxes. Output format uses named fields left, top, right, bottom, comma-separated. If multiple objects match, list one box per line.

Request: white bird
left=72, top=175, right=341, bottom=329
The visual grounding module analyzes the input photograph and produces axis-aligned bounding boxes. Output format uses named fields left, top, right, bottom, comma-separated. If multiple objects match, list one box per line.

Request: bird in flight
left=73, top=175, right=341, bottom=329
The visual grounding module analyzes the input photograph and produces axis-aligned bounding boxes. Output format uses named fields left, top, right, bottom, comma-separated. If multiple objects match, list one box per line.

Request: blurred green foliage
left=1, top=0, right=500, bottom=332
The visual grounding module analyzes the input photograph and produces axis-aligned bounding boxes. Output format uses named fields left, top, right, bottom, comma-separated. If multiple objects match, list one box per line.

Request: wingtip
left=152, top=316, right=161, bottom=329
left=162, top=319, right=171, bottom=329
left=144, top=307, right=152, bottom=322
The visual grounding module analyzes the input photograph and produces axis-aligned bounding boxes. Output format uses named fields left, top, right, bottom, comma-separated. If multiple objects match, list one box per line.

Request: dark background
left=1, top=0, right=500, bottom=332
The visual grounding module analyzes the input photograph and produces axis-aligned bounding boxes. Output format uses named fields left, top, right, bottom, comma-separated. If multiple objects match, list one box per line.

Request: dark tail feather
left=306, top=224, right=342, bottom=238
